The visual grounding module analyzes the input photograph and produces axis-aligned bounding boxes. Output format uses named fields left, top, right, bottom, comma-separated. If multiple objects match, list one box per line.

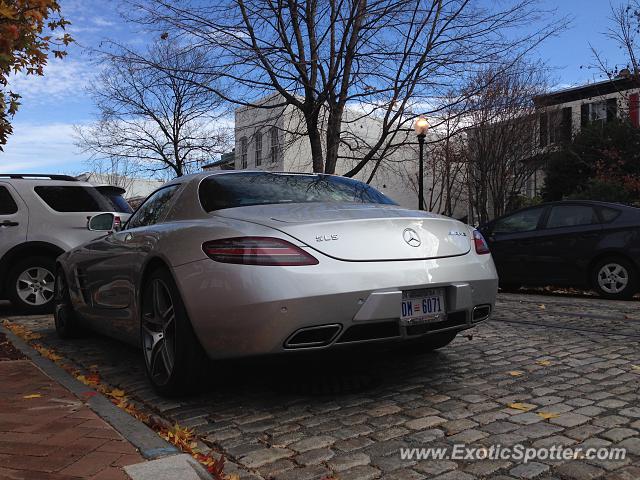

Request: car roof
left=0, top=177, right=96, bottom=189
left=163, top=170, right=343, bottom=187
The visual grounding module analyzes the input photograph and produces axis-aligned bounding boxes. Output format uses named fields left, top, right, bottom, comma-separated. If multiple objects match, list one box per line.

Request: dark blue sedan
left=479, top=200, right=640, bottom=300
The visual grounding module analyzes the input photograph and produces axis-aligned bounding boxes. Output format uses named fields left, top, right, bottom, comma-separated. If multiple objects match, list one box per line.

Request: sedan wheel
left=141, top=279, right=177, bottom=387
left=54, top=269, right=82, bottom=338
left=140, top=268, right=208, bottom=395
left=593, top=258, right=637, bottom=300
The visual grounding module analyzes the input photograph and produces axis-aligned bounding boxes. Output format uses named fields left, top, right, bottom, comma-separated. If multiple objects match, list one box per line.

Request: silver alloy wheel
left=597, top=263, right=629, bottom=294
left=142, top=279, right=176, bottom=386
left=16, top=267, right=55, bottom=306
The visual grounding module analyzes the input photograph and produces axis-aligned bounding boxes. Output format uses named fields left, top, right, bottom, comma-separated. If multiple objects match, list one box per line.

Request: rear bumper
left=173, top=251, right=498, bottom=359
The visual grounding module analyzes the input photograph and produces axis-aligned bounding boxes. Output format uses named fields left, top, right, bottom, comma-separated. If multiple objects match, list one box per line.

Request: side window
left=34, top=186, right=110, bottom=212
left=546, top=205, right=598, bottom=229
left=126, top=185, right=180, bottom=229
left=0, top=186, right=18, bottom=215
left=493, top=207, right=545, bottom=234
left=599, top=207, right=621, bottom=223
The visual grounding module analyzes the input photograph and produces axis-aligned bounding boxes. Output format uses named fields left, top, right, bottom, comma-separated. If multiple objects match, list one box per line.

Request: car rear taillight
left=473, top=230, right=490, bottom=255
left=202, top=237, right=319, bottom=266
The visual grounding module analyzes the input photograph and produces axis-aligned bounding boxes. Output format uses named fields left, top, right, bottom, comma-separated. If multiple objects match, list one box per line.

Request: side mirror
left=87, top=213, right=121, bottom=232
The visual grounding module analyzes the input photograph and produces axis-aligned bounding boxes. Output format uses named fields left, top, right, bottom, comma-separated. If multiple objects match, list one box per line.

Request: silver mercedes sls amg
left=54, top=171, right=498, bottom=395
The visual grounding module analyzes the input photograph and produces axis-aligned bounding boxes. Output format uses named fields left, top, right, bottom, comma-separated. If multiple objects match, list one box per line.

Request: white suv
left=0, top=174, right=121, bottom=313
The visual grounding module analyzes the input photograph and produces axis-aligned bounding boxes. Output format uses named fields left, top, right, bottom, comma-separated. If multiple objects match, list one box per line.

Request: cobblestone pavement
left=1, top=293, right=640, bottom=480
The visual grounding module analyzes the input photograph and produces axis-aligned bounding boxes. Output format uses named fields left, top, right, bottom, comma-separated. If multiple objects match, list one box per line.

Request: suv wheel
left=592, top=257, right=638, bottom=300
left=7, top=256, right=56, bottom=313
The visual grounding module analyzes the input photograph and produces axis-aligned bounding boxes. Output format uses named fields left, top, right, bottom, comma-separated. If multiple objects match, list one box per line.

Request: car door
left=532, top=204, right=603, bottom=286
left=0, top=182, right=28, bottom=273
left=73, top=185, right=181, bottom=341
left=483, top=206, right=547, bottom=285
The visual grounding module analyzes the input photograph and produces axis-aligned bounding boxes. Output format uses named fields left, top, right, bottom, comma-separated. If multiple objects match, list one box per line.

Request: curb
left=1, top=323, right=180, bottom=460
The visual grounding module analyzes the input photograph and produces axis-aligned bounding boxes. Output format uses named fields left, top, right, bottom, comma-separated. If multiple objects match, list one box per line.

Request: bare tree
left=464, top=63, right=549, bottom=224
left=590, top=2, right=640, bottom=80
left=81, top=157, right=139, bottom=193
left=75, top=40, right=232, bottom=178
left=128, top=0, right=566, bottom=176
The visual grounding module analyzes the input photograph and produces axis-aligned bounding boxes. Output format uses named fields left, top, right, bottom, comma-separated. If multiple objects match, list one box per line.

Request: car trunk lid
left=215, top=203, right=471, bottom=261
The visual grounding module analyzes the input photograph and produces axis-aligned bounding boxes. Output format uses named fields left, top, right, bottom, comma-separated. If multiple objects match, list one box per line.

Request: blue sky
left=0, top=0, right=631, bottom=175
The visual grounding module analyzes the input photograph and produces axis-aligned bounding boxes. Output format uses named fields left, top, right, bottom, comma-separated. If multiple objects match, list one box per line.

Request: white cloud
left=6, top=59, right=96, bottom=104
left=1, top=122, right=86, bottom=174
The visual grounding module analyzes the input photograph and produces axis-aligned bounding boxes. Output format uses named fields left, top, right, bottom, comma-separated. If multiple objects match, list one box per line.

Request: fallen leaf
left=537, top=411, right=561, bottom=420
left=536, top=360, right=552, bottom=366
left=35, top=346, right=62, bottom=362
left=507, top=402, right=536, bottom=412
left=631, top=365, right=640, bottom=371
left=107, top=388, right=126, bottom=398
left=538, top=304, right=546, bottom=310
left=508, top=371, right=524, bottom=377
left=23, top=394, right=42, bottom=399
left=77, top=374, right=100, bottom=386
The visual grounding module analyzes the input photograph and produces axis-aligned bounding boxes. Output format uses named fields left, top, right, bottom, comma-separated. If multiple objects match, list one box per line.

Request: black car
left=478, top=200, right=640, bottom=299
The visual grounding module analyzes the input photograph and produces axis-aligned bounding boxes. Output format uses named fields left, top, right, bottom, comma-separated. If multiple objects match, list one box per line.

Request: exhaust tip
left=472, top=304, right=492, bottom=322
left=285, top=324, right=342, bottom=349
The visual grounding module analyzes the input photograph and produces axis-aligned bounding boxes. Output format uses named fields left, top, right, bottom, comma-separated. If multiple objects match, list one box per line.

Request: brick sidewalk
left=0, top=336, right=145, bottom=480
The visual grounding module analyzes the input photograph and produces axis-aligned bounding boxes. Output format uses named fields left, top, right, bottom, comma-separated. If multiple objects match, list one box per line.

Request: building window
left=581, top=98, right=617, bottom=127
left=590, top=101, right=607, bottom=122
left=539, top=106, right=571, bottom=147
left=255, top=132, right=262, bottom=167
left=240, top=137, right=248, bottom=169
left=269, top=127, right=279, bottom=164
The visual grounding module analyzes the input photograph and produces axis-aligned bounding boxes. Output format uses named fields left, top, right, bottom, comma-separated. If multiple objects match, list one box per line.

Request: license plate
left=401, top=288, right=446, bottom=323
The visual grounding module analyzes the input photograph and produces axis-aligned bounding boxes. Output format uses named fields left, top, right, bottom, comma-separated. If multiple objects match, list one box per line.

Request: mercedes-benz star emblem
left=403, top=228, right=421, bottom=247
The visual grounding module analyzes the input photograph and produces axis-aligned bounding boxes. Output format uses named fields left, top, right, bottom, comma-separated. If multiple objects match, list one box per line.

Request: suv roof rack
left=0, top=173, right=78, bottom=181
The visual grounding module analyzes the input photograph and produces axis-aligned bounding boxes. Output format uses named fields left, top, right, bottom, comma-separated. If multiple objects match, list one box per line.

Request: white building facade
left=232, top=95, right=431, bottom=211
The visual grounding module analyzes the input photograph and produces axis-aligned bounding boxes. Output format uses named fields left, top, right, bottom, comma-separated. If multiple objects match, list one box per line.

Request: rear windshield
left=101, top=192, right=133, bottom=214
left=199, top=172, right=396, bottom=212
left=35, top=186, right=111, bottom=212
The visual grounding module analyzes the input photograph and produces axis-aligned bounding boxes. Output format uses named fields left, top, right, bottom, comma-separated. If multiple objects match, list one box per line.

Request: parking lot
left=2, top=292, right=639, bottom=480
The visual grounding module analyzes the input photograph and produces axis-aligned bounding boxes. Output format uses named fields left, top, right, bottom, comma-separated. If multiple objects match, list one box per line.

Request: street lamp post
left=413, top=116, right=429, bottom=210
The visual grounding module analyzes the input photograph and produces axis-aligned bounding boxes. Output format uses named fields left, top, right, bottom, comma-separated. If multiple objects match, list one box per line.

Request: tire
left=54, top=268, right=83, bottom=338
left=420, top=330, right=458, bottom=351
left=7, top=256, right=56, bottom=314
left=592, top=257, right=638, bottom=300
left=140, top=267, right=208, bottom=396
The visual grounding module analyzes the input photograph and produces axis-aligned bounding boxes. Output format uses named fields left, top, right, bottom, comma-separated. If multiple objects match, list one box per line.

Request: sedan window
left=493, top=207, right=545, bottom=234
left=127, top=185, right=180, bottom=229
left=599, top=207, right=621, bottom=223
left=546, top=205, right=598, bottom=229
left=199, top=172, right=396, bottom=212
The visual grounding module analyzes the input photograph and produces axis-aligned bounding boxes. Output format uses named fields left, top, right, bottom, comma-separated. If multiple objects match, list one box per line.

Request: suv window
left=101, top=192, right=133, bottom=214
left=546, top=205, right=598, bottom=229
left=34, top=186, right=110, bottom=212
left=127, top=185, right=179, bottom=229
left=493, top=207, right=545, bottom=234
left=0, top=186, right=18, bottom=214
